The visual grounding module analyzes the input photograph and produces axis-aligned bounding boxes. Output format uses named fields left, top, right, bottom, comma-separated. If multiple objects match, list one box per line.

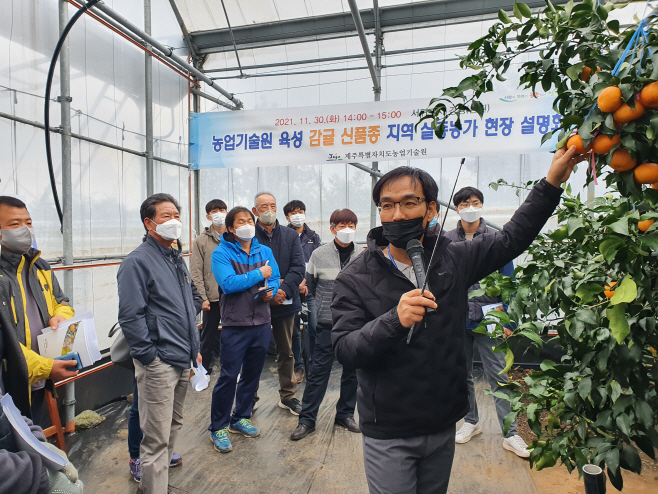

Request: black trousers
left=200, top=301, right=221, bottom=370
left=298, top=322, right=357, bottom=428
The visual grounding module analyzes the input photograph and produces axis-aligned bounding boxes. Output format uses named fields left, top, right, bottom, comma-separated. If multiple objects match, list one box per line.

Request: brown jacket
left=190, top=227, right=221, bottom=302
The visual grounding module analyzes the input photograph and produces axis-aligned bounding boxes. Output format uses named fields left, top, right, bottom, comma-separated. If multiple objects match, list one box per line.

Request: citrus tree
left=418, top=1, right=658, bottom=490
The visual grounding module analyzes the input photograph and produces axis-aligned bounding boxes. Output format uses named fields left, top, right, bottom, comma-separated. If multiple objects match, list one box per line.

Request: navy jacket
left=255, top=220, right=305, bottom=318
left=289, top=223, right=321, bottom=263
left=212, top=234, right=280, bottom=327
left=117, top=235, right=202, bottom=369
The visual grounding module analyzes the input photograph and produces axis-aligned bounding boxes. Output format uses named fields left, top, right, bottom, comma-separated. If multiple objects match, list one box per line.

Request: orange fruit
left=634, top=162, right=658, bottom=184
left=609, top=148, right=636, bottom=172
left=653, top=183, right=658, bottom=190
left=567, top=134, right=592, bottom=155
left=592, top=134, right=621, bottom=154
left=604, top=281, right=617, bottom=299
left=639, top=81, right=658, bottom=109
left=580, top=66, right=601, bottom=82
left=613, top=100, right=645, bottom=124
left=598, top=86, right=623, bottom=113
left=638, top=219, right=655, bottom=232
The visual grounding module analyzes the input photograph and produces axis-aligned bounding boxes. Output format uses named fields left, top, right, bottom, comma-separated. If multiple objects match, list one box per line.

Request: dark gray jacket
left=306, top=241, right=359, bottom=325
left=444, top=219, right=514, bottom=327
left=117, top=235, right=202, bottom=369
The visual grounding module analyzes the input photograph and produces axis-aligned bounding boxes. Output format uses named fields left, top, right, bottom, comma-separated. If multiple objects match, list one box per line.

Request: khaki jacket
left=190, top=227, right=221, bottom=302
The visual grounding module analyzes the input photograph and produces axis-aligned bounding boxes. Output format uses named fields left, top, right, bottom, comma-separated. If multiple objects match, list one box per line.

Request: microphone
left=406, top=239, right=435, bottom=314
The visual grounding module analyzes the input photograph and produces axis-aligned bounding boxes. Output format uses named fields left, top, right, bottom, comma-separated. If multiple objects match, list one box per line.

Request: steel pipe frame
left=191, top=88, right=236, bottom=111
left=370, top=0, right=382, bottom=230
left=145, top=0, right=154, bottom=196
left=347, top=0, right=380, bottom=95
left=0, top=111, right=188, bottom=168
left=87, top=1, right=242, bottom=110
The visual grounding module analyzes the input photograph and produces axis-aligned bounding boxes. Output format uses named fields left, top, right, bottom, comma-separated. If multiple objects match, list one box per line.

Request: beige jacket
left=190, top=227, right=221, bottom=302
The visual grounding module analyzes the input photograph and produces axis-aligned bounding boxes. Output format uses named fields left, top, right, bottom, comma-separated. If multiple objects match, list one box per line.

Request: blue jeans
left=208, top=323, right=270, bottom=432
left=128, top=378, right=141, bottom=459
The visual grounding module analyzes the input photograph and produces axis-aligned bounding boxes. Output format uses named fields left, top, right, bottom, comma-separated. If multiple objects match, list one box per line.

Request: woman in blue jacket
left=208, top=206, right=280, bottom=454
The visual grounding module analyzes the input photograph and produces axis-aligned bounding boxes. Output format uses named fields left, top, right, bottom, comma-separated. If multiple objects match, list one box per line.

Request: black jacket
left=118, top=235, right=202, bottom=369
left=0, top=277, right=31, bottom=418
left=255, top=220, right=305, bottom=319
left=288, top=223, right=322, bottom=263
left=331, top=179, right=562, bottom=439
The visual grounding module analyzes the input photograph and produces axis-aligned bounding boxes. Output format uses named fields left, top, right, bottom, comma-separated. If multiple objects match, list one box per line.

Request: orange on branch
left=604, top=281, right=617, bottom=299
left=609, top=148, right=636, bottom=172
left=592, top=134, right=621, bottom=154
left=639, top=81, right=658, bottom=108
left=597, top=86, right=623, bottom=113
left=613, top=100, right=645, bottom=124
left=652, top=183, right=658, bottom=190
left=566, top=134, right=591, bottom=155
left=634, top=162, right=658, bottom=184
left=638, top=219, right=655, bottom=232
left=580, top=66, right=600, bottom=82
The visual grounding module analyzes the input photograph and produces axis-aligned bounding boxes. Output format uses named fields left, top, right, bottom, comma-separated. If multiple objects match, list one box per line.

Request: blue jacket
left=117, top=235, right=202, bottom=369
left=255, top=221, right=305, bottom=318
left=212, top=234, right=280, bottom=327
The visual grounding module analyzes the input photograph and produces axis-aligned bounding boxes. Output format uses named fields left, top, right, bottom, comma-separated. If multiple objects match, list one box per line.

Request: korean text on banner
left=190, top=94, right=558, bottom=169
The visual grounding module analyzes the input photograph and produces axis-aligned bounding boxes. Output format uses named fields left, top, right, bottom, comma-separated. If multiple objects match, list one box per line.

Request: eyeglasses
left=377, top=196, right=427, bottom=214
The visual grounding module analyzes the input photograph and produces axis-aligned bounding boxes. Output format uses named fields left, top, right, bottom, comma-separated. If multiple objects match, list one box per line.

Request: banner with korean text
left=189, top=94, right=559, bottom=169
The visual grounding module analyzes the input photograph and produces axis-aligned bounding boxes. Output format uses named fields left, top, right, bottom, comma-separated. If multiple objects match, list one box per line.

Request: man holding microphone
left=331, top=146, right=582, bottom=493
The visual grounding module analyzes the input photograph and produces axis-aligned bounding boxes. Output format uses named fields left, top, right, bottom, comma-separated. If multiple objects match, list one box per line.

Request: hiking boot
left=294, top=367, right=305, bottom=383
left=278, top=398, right=302, bottom=415
left=335, top=417, right=361, bottom=433
left=229, top=418, right=260, bottom=438
left=290, top=423, right=315, bottom=441
left=455, top=422, right=482, bottom=444
left=129, top=458, right=141, bottom=482
left=169, top=452, right=182, bottom=468
left=503, top=435, right=530, bottom=458
left=210, top=429, right=232, bottom=453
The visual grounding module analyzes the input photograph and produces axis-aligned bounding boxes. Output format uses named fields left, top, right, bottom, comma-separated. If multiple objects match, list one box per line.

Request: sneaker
left=455, top=422, right=483, bottom=444
left=129, top=458, right=141, bottom=482
left=169, top=453, right=182, bottom=468
left=503, top=435, right=530, bottom=458
left=229, top=418, right=260, bottom=438
left=278, top=398, right=302, bottom=415
left=210, top=429, right=232, bottom=453
left=294, top=367, right=305, bottom=383
left=290, top=423, right=315, bottom=441
left=335, top=417, right=361, bottom=433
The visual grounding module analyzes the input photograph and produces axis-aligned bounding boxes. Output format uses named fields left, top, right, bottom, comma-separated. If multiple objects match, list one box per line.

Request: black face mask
left=381, top=216, right=426, bottom=249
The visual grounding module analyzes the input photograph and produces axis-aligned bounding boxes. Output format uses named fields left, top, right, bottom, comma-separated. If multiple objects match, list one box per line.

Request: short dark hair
left=225, top=206, right=255, bottom=229
left=0, top=196, right=27, bottom=210
left=205, top=199, right=228, bottom=214
left=140, top=193, right=180, bottom=231
left=453, top=187, right=484, bottom=207
left=372, top=167, right=438, bottom=206
left=330, top=208, right=358, bottom=226
left=283, top=200, right=306, bottom=217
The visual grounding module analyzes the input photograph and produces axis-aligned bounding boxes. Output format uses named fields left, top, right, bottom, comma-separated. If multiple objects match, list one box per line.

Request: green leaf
left=503, top=411, right=518, bottom=436
left=500, top=348, right=514, bottom=374
left=607, top=303, right=630, bottom=344
left=566, top=62, right=584, bottom=81
left=621, top=444, right=642, bottom=474
left=610, top=276, right=637, bottom=305
left=610, top=380, right=621, bottom=403
left=519, top=330, right=543, bottom=346
left=517, top=2, right=533, bottom=18
left=513, top=2, right=523, bottom=20
left=599, top=237, right=625, bottom=263
left=575, top=283, right=603, bottom=304
left=567, top=216, right=585, bottom=235
left=640, top=232, right=658, bottom=251
left=498, top=9, right=512, bottom=24
left=578, top=376, right=592, bottom=400
left=575, top=309, right=597, bottom=325
left=634, top=401, right=654, bottom=429
left=608, top=217, right=629, bottom=236
left=471, top=100, right=485, bottom=118
left=526, top=402, right=539, bottom=422
left=564, top=391, right=578, bottom=409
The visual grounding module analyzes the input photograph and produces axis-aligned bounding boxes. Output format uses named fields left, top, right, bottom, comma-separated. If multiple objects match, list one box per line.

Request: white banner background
left=190, top=94, right=558, bottom=169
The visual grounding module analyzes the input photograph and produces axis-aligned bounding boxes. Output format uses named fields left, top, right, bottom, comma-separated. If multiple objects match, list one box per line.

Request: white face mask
left=0, top=225, right=35, bottom=254
left=210, top=212, right=226, bottom=227
left=151, top=218, right=183, bottom=241
left=458, top=206, right=483, bottom=224
left=235, top=224, right=255, bottom=241
left=258, top=210, right=277, bottom=226
left=289, top=213, right=305, bottom=228
left=336, top=228, right=355, bottom=244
